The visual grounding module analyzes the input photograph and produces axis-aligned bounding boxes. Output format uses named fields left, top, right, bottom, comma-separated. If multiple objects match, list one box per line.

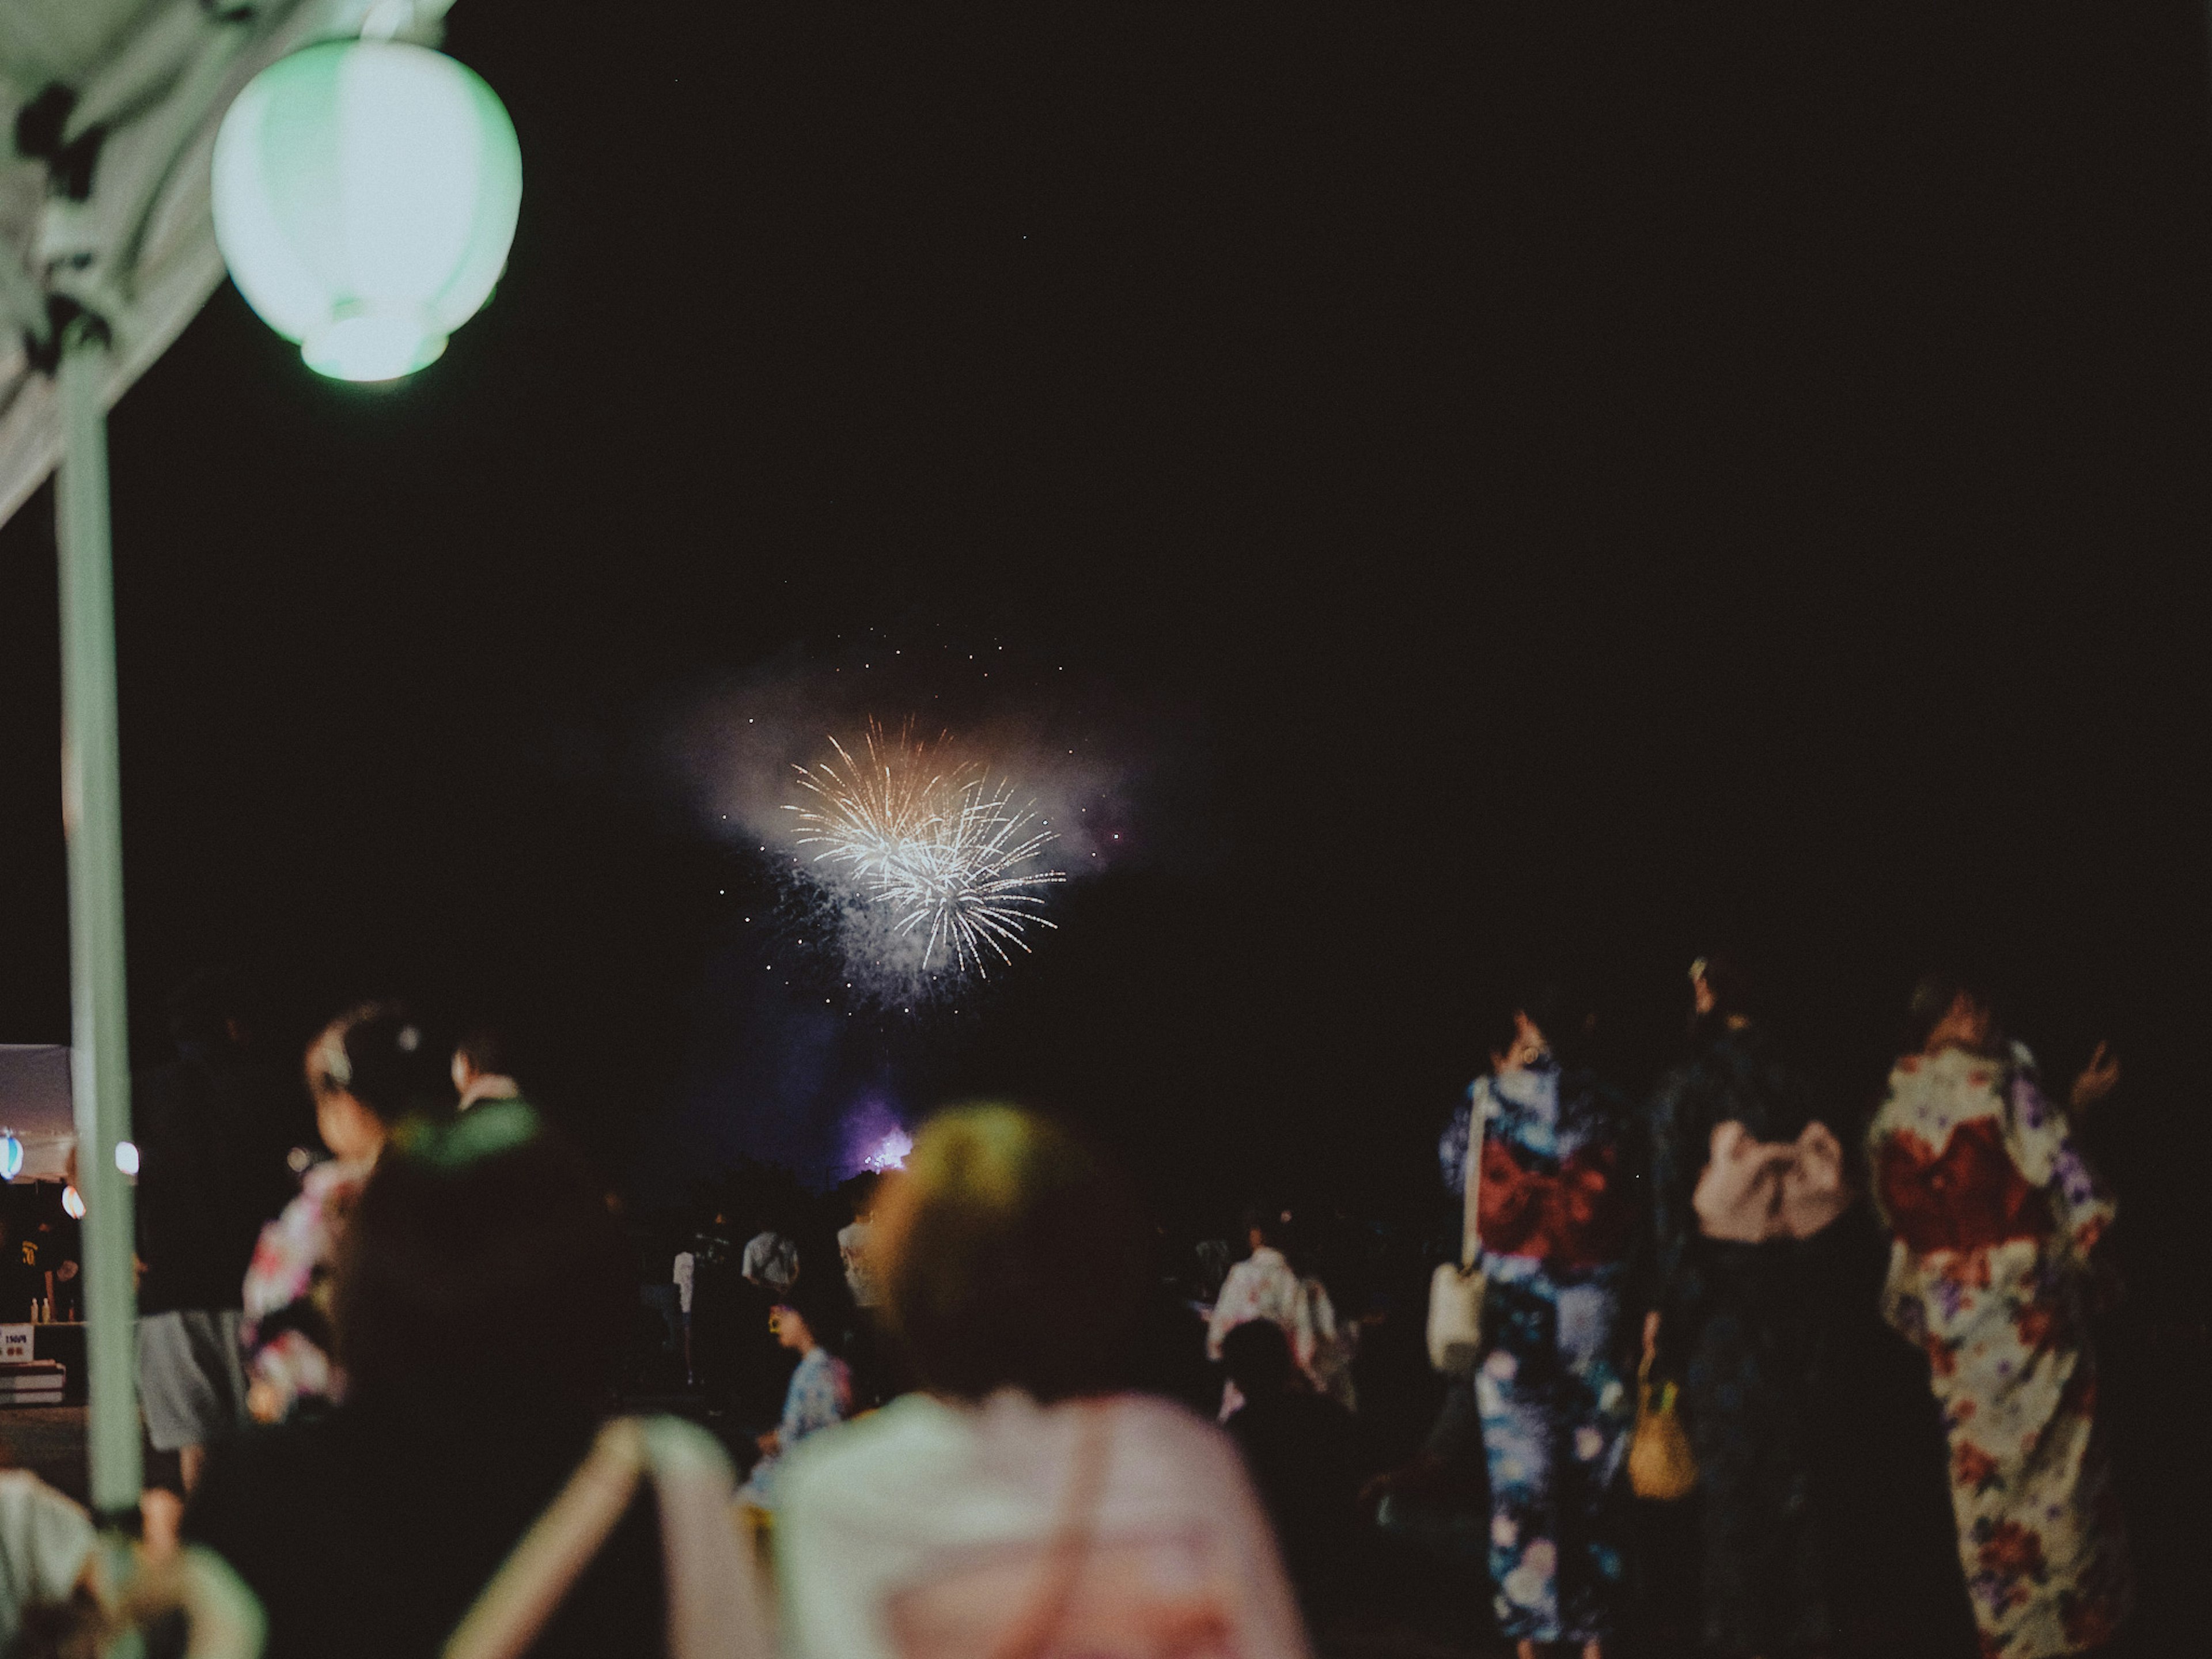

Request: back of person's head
left=1690, top=952, right=1756, bottom=1021
left=1238, top=1203, right=1281, bottom=1249
left=454, top=1024, right=512, bottom=1079
left=844, top=1171, right=881, bottom=1222
left=772, top=1275, right=848, bottom=1354
left=875, top=1104, right=1142, bottom=1404
left=307, top=1001, right=453, bottom=1126
left=1519, top=974, right=1599, bottom=1069
left=336, top=1101, right=627, bottom=1415
left=1905, top=968, right=2006, bottom=1055
left=1220, top=1318, right=1294, bottom=1402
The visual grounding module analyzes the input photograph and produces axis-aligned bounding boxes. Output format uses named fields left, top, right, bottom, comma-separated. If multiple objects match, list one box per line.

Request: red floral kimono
left=1869, top=1048, right=2130, bottom=1658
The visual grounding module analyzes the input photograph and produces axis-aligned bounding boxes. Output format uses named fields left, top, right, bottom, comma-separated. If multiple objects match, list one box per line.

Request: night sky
left=2, top=9, right=2207, bottom=1248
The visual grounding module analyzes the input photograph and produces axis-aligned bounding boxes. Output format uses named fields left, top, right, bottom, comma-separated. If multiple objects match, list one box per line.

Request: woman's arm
left=2003, top=1071, right=2116, bottom=1263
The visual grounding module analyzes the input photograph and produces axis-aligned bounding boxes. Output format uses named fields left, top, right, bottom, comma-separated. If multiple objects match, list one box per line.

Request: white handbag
left=1426, top=1088, right=1488, bottom=1374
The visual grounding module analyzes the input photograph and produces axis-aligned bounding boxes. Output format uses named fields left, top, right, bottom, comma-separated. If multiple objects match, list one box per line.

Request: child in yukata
left=740, top=1287, right=853, bottom=1512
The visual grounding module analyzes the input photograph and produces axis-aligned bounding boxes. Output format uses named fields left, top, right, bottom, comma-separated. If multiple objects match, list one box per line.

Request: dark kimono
left=1648, top=1023, right=1847, bottom=1658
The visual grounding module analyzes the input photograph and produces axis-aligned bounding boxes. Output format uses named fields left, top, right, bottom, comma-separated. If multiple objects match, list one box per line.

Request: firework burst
left=786, top=723, right=1063, bottom=977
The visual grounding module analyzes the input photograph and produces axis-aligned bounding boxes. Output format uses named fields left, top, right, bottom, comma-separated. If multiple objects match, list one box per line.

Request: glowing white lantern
left=115, top=1141, right=139, bottom=1176
left=62, top=1185, right=85, bottom=1219
left=0, top=1135, right=21, bottom=1181
left=211, top=39, right=522, bottom=381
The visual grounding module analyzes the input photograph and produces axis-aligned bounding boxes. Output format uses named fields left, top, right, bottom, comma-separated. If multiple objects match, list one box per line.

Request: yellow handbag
left=1628, top=1353, right=1698, bottom=1501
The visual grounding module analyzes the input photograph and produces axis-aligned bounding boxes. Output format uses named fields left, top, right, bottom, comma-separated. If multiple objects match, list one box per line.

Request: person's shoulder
left=0, top=1466, right=87, bottom=1526
left=1099, top=1392, right=1247, bottom=1484
left=780, top=1394, right=958, bottom=1522
left=0, top=1469, right=96, bottom=1603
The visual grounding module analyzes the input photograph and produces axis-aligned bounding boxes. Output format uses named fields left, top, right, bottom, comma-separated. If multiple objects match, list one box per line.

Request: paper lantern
left=211, top=39, right=521, bottom=381
left=62, top=1184, right=85, bottom=1219
left=0, top=1135, right=20, bottom=1181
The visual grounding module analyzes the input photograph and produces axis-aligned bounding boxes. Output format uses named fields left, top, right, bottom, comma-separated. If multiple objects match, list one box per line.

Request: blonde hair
left=875, top=1104, right=1141, bottom=1402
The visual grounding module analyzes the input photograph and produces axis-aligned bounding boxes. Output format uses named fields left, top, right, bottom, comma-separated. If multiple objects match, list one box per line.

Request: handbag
left=1426, top=1087, right=1488, bottom=1374
left=1627, top=1351, right=1698, bottom=1501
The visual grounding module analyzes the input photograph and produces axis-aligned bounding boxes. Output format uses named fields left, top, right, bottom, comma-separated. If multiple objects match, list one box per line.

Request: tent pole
left=56, top=316, right=143, bottom=1521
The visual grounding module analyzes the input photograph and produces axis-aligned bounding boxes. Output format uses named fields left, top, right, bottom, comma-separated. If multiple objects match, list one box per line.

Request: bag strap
left=1460, top=1084, right=1487, bottom=1274
left=985, top=1400, right=1117, bottom=1659
left=443, top=1416, right=767, bottom=1659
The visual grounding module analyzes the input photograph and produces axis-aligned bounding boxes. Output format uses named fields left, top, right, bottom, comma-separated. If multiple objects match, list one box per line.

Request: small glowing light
left=115, top=1141, right=140, bottom=1176
left=62, top=1185, right=85, bottom=1219
left=0, top=1135, right=21, bottom=1181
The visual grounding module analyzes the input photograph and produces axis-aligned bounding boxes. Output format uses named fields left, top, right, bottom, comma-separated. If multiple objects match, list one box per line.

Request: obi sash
left=1475, top=1137, right=1630, bottom=1270
left=1877, top=1116, right=2051, bottom=1255
left=1692, top=1119, right=1853, bottom=1243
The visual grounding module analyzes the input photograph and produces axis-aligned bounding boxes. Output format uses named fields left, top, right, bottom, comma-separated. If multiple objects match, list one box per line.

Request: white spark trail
left=786, top=722, right=1065, bottom=978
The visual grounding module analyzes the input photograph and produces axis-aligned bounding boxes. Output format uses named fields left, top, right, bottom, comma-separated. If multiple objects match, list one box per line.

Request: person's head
left=1907, top=970, right=2004, bottom=1059
left=1239, top=1203, right=1283, bottom=1255
left=335, top=1100, right=628, bottom=1416
left=770, top=1279, right=840, bottom=1354
left=450, top=1025, right=514, bottom=1096
left=845, top=1171, right=881, bottom=1224
left=1221, top=1318, right=1296, bottom=1401
left=1688, top=953, right=1758, bottom=1037
left=1510, top=972, right=1597, bottom=1070
left=1491, top=1010, right=1548, bottom=1075
left=306, top=1002, right=451, bottom=1162
left=874, top=1103, right=1142, bottom=1404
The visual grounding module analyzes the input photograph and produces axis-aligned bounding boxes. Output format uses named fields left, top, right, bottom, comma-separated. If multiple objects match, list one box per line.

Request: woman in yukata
left=1646, top=956, right=1854, bottom=1659
left=1458, top=986, right=1639, bottom=1659
left=1868, top=974, right=2130, bottom=1658
left=1208, top=1207, right=1325, bottom=1419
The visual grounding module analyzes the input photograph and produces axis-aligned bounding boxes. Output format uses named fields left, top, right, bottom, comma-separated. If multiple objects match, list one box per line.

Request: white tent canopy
left=0, top=0, right=454, bottom=531
left=0, top=1043, right=75, bottom=1180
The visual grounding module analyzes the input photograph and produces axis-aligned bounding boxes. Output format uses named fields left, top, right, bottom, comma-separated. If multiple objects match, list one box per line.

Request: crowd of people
left=0, top=953, right=2166, bottom=1659
left=1383, top=959, right=2134, bottom=1659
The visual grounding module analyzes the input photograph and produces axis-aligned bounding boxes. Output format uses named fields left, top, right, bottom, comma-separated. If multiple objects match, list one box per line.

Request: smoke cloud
left=666, top=638, right=1165, bottom=1003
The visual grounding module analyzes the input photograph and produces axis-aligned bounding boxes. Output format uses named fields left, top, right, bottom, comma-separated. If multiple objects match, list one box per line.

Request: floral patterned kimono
left=240, top=1156, right=372, bottom=1420
left=1869, top=1047, right=2130, bottom=1657
left=1463, top=1058, right=1637, bottom=1645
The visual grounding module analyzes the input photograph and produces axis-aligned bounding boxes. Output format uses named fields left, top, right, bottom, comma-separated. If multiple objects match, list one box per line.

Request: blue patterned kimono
left=740, top=1344, right=851, bottom=1510
left=1458, top=1058, right=1637, bottom=1644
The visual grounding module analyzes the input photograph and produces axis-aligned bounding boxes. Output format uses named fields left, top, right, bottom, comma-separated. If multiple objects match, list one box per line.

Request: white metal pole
left=56, top=314, right=143, bottom=1520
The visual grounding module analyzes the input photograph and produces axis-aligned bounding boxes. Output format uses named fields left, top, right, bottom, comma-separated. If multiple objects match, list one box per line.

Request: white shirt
left=1205, top=1247, right=1316, bottom=1371
left=743, top=1232, right=799, bottom=1294
left=0, top=1471, right=94, bottom=1654
left=672, top=1251, right=695, bottom=1315
left=778, top=1389, right=1310, bottom=1659
left=838, top=1220, right=880, bottom=1308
